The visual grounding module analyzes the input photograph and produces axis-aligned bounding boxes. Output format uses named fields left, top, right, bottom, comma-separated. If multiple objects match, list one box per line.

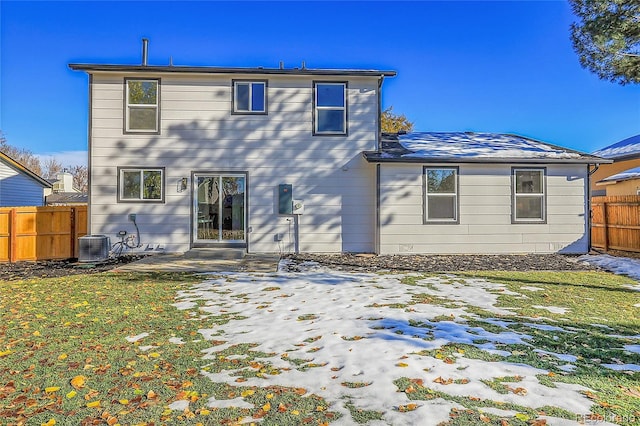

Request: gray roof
left=592, top=134, right=640, bottom=160
left=68, top=63, right=396, bottom=78
left=45, top=192, right=88, bottom=205
left=363, top=132, right=608, bottom=164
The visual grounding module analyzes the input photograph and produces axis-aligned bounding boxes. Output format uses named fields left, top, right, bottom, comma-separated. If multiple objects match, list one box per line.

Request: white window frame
left=512, top=167, right=546, bottom=223
left=424, top=166, right=459, bottom=223
left=232, top=80, right=267, bottom=114
left=125, top=78, right=160, bottom=133
left=313, top=81, right=347, bottom=135
left=118, top=167, right=165, bottom=203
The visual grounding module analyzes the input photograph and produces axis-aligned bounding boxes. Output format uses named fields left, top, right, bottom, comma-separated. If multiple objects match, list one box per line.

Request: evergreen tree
left=570, top=0, right=640, bottom=85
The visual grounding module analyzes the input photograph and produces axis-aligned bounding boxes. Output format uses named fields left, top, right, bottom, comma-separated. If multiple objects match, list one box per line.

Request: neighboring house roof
left=363, top=132, right=608, bottom=164
left=596, top=166, right=640, bottom=184
left=50, top=172, right=82, bottom=193
left=68, top=63, right=397, bottom=77
left=45, top=192, right=88, bottom=204
left=592, top=134, right=640, bottom=161
left=0, top=152, right=52, bottom=188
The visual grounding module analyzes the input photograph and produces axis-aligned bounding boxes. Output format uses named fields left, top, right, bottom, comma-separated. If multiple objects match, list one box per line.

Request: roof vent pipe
left=142, top=38, right=149, bottom=66
left=279, top=61, right=284, bottom=70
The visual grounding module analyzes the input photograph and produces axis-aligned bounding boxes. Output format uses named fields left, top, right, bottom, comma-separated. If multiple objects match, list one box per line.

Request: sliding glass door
left=194, top=174, right=246, bottom=243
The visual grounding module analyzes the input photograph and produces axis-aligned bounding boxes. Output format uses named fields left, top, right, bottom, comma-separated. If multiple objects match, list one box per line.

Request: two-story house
left=70, top=45, right=395, bottom=254
left=71, top=43, right=605, bottom=255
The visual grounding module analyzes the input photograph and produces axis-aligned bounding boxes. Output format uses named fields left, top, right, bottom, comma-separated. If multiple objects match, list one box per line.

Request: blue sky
left=1, top=0, right=639, bottom=167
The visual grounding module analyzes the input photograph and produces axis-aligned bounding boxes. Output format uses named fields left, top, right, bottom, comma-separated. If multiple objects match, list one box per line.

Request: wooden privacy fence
left=591, top=195, right=640, bottom=252
left=0, top=206, right=87, bottom=262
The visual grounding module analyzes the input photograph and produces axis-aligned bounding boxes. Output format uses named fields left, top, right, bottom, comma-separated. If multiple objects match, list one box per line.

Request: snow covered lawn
left=170, top=260, right=640, bottom=425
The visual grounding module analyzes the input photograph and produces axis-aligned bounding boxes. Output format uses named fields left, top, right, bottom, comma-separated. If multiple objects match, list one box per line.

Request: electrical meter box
left=278, top=184, right=293, bottom=214
left=292, top=200, right=304, bottom=214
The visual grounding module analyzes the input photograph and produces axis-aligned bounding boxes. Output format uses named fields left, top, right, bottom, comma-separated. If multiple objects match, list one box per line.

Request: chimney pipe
left=142, top=38, right=149, bottom=66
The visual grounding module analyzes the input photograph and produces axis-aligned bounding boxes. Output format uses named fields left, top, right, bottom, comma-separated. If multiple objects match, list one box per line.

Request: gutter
left=68, top=63, right=397, bottom=78
left=361, top=153, right=612, bottom=165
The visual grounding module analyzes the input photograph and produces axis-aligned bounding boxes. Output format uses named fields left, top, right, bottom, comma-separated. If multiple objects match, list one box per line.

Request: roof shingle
left=592, top=134, right=640, bottom=160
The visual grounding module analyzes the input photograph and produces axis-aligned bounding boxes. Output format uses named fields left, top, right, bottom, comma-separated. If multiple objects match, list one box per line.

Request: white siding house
left=364, top=133, right=607, bottom=254
left=70, top=62, right=394, bottom=253
left=0, top=152, right=51, bottom=207
left=70, top=55, right=605, bottom=256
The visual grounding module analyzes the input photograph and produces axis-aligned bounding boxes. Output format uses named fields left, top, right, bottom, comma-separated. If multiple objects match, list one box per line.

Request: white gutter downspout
left=375, top=75, right=385, bottom=254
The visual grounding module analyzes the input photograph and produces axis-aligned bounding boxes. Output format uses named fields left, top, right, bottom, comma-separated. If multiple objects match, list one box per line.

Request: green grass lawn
left=0, top=271, right=337, bottom=425
left=0, top=269, right=638, bottom=425
left=402, top=271, right=640, bottom=425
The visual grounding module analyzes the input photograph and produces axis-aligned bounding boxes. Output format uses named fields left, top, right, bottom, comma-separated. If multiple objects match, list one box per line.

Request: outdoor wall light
left=179, top=177, right=188, bottom=192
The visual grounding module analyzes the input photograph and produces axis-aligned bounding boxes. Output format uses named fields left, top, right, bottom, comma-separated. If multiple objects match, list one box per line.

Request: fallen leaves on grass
left=0, top=272, right=216, bottom=424
left=70, top=375, right=86, bottom=390
left=397, top=403, right=418, bottom=412
left=509, top=386, right=528, bottom=396
left=86, top=400, right=101, bottom=408
left=433, top=376, right=453, bottom=385
left=622, top=386, right=640, bottom=398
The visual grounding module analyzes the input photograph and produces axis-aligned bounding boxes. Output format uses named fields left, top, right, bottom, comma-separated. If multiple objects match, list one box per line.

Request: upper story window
left=513, top=168, right=546, bottom=222
left=125, top=79, right=160, bottom=133
left=118, top=167, right=164, bottom=203
left=424, top=167, right=459, bottom=223
left=233, top=80, right=267, bottom=114
left=314, top=82, right=347, bottom=135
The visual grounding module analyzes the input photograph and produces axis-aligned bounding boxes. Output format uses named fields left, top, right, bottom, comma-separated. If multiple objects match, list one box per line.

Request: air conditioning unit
left=78, top=235, right=111, bottom=263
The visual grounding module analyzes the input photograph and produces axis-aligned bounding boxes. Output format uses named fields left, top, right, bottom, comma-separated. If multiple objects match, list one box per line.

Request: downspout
left=587, top=163, right=600, bottom=253
left=87, top=73, right=93, bottom=236
left=377, top=75, right=383, bottom=152
left=375, top=75, right=384, bottom=254
left=376, top=164, right=381, bottom=254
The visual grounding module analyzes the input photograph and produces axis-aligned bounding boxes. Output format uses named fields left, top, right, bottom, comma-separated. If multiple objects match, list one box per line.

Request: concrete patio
left=112, top=248, right=280, bottom=273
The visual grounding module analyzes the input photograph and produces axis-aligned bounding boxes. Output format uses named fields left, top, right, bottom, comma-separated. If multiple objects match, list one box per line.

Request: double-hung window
left=118, top=167, right=164, bottom=202
left=512, top=168, right=545, bottom=222
left=314, top=82, right=347, bottom=135
left=424, top=167, right=458, bottom=223
left=233, top=80, right=267, bottom=114
left=125, top=79, right=160, bottom=133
